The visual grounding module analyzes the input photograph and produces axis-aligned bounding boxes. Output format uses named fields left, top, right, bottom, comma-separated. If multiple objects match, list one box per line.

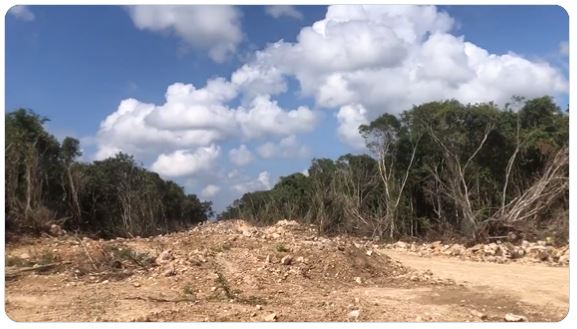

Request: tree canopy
left=221, top=97, right=568, bottom=242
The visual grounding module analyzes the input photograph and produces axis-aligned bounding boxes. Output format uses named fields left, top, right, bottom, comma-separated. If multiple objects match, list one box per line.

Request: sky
left=5, top=5, right=569, bottom=212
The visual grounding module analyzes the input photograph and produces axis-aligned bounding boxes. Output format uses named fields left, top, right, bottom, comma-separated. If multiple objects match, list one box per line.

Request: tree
left=359, top=113, right=420, bottom=239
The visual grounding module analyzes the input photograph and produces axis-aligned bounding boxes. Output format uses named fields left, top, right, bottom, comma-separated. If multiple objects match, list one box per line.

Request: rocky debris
left=156, top=250, right=174, bottom=265
left=348, top=309, right=360, bottom=321
left=263, top=313, right=277, bottom=322
left=384, top=239, right=568, bottom=266
left=504, top=313, right=527, bottom=322
left=49, top=224, right=66, bottom=236
left=281, top=255, right=293, bottom=265
left=470, top=310, right=487, bottom=320
left=163, top=268, right=176, bottom=277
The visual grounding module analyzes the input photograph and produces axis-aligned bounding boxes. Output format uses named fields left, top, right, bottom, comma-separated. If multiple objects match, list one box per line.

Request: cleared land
left=4, top=220, right=568, bottom=322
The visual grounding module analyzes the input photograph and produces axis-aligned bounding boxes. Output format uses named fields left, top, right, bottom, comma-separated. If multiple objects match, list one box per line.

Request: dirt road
left=4, top=220, right=569, bottom=322
left=384, top=250, right=569, bottom=311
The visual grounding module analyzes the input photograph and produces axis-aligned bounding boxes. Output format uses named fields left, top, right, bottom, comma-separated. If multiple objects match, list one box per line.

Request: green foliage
left=182, top=283, right=196, bottom=299
left=221, top=96, right=568, bottom=242
left=5, top=109, right=213, bottom=238
left=275, top=243, right=289, bottom=252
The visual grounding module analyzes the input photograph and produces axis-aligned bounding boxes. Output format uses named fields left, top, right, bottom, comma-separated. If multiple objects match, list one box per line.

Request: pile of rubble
left=383, top=240, right=569, bottom=266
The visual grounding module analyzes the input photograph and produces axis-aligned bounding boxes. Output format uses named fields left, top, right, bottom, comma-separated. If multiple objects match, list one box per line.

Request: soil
left=4, top=220, right=569, bottom=322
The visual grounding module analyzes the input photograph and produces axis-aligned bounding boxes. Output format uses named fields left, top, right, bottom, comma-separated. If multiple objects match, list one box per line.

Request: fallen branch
left=123, top=296, right=195, bottom=303
left=5, top=262, right=71, bottom=278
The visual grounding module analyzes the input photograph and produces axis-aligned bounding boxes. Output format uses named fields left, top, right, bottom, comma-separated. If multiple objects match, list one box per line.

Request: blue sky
left=5, top=5, right=569, bottom=212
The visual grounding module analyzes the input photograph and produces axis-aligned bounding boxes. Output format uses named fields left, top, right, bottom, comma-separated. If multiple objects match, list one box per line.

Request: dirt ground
left=4, top=220, right=569, bottom=322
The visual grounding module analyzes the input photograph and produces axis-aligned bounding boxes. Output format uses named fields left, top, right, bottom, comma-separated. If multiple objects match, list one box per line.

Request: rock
left=20, top=252, right=31, bottom=260
left=210, top=286, right=217, bottom=292
left=242, top=230, right=252, bottom=237
left=504, top=313, right=527, bottom=322
left=281, top=255, right=293, bottom=265
left=265, top=255, right=273, bottom=264
left=163, top=268, right=176, bottom=277
left=296, top=256, right=305, bottom=263
left=49, top=224, right=65, bottom=236
left=133, top=282, right=141, bottom=288
left=354, top=277, right=362, bottom=284
left=348, top=309, right=360, bottom=321
left=156, top=250, right=174, bottom=265
left=431, top=241, right=443, bottom=249
left=415, top=316, right=423, bottom=322
left=470, top=310, right=487, bottom=320
left=366, top=250, right=373, bottom=256
left=263, top=313, right=277, bottom=322
left=394, top=241, right=408, bottom=249
left=256, top=305, right=263, bottom=310
left=468, top=244, right=483, bottom=252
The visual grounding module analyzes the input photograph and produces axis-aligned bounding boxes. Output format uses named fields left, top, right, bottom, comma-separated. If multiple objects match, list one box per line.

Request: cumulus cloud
left=265, top=5, right=304, bottom=20
left=150, top=144, right=220, bottom=177
left=256, top=135, right=310, bottom=159
left=95, top=81, right=318, bottom=160
left=238, top=5, right=567, bottom=148
left=232, top=171, right=273, bottom=194
left=95, top=4, right=568, bottom=209
left=235, top=96, right=318, bottom=139
left=229, top=144, right=254, bottom=166
left=126, top=5, right=243, bottom=62
left=9, top=5, right=35, bottom=21
left=201, top=184, right=221, bottom=198
left=336, top=104, right=369, bottom=149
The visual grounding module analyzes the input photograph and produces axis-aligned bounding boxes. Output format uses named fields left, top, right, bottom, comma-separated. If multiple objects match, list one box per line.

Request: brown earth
left=4, top=220, right=569, bottom=322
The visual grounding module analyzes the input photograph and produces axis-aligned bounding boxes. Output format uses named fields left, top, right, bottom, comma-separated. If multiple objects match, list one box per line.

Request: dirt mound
left=5, top=219, right=567, bottom=322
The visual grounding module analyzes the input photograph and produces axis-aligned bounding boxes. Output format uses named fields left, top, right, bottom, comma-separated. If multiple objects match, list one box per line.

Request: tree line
left=5, top=109, right=212, bottom=238
left=220, top=97, right=568, bottom=243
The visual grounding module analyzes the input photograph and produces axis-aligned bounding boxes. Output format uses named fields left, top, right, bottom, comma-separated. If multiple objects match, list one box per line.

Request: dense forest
left=5, top=109, right=213, bottom=238
left=221, top=97, right=569, bottom=243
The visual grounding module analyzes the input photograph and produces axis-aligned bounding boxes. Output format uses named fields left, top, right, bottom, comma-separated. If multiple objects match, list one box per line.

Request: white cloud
left=93, top=5, right=569, bottom=212
left=150, top=144, right=220, bottom=177
left=126, top=5, right=242, bottom=62
left=560, top=41, right=569, bottom=56
left=239, top=5, right=567, bottom=145
left=201, top=184, right=221, bottom=198
left=9, top=5, right=35, bottom=21
left=256, top=142, right=276, bottom=159
left=265, top=5, right=304, bottom=20
left=235, top=96, right=318, bottom=139
left=336, top=104, right=369, bottom=149
left=229, top=144, right=254, bottom=166
left=232, top=171, right=274, bottom=194
left=256, top=135, right=310, bottom=159
left=232, top=62, right=287, bottom=102
left=95, top=81, right=318, bottom=160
